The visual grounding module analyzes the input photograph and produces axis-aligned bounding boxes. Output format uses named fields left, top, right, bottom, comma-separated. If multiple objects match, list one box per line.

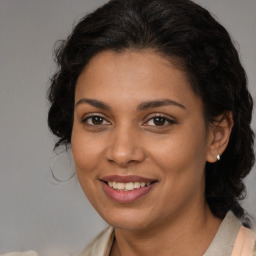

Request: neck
left=111, top=204, right=222, bottom=256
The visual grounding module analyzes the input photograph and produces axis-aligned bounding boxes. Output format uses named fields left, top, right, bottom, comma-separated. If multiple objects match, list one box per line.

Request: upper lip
left=100, top=175, right=157, bottom=183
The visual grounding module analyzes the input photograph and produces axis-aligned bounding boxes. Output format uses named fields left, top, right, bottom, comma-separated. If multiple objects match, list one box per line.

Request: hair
left=48, top=0, right=254, bottom=224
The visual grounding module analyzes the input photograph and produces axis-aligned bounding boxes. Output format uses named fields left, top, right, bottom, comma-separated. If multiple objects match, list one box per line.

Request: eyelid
left=81, top=113, right=111, bottom=125
left=80, top=112, right=176, bottom=127
left=142, top=113, right=176, bottom=127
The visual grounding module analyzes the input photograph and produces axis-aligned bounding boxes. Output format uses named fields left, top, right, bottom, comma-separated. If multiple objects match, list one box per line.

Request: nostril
left=105, top=144, right=146, bottom=166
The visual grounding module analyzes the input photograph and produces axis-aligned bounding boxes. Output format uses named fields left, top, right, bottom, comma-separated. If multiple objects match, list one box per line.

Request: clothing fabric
left=79, top=211, right=256, bottom=256
left=0, top=252, right=38, bottom=256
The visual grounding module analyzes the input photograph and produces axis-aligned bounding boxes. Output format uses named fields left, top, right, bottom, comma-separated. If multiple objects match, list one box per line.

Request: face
left=72, top=50, right=213, bottom=231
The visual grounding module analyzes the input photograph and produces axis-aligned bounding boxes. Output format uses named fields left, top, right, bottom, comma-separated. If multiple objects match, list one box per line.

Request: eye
left=82, top=115, right=110, bottom=126
left=144, top=115, right=175, bottom=127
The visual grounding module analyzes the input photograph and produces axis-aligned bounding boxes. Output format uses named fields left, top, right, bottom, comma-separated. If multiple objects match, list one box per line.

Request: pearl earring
left=217, top=154, right=220, bottom=161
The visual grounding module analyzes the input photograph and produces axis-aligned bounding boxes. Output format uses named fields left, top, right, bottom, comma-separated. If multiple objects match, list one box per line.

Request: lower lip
left=101, top=182, right=156, bottom=203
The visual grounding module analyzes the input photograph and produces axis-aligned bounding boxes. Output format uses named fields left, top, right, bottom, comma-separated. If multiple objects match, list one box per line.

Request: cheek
left=146, top=126, right=208, bottom=193
left=150, top=132, right=207, bottom=168
left=71, top=132, right=102, bottom=195
left=153, top=133, right=207, bottom=206
left=71, top=132, right=102, bottom=202
left=72, top=128, right=102, bottom=167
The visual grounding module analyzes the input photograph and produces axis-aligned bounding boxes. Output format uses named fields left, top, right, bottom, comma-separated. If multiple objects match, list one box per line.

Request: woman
left=48, top=0, right=256, bottom=255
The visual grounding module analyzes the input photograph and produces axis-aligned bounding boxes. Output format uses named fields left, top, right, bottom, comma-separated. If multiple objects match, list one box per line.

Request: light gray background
left=0, top=0, right=255, bottom=255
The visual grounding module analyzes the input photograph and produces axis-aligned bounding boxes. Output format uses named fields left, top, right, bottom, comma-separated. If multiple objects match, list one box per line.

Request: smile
left=100, top=175, right=157, bottom=203
left=107, top=181, right=151, bottom=191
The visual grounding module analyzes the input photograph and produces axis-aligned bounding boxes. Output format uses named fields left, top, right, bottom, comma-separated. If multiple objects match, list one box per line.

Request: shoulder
left=205, top=211, right=256, bottom=256
left=79, top=226, right=114, bottom=256
left=231, top=226, right=256, bottom=256
left=0, top=252, right=38, bottom=256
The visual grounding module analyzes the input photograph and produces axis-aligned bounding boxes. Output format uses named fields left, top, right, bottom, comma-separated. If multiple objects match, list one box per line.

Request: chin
left=98, top=207, right=154, bottom=231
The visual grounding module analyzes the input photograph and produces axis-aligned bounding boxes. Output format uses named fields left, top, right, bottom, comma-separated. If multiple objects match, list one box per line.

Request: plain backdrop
left=0, top=0, right=255, bottom=255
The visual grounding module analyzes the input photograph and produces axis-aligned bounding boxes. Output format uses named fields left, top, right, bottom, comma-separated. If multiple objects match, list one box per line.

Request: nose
left=105, top=125, right=146, bottom=167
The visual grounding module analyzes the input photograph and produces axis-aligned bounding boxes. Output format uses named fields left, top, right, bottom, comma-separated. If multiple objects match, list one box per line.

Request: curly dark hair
left=48, top=0, right=254, bottom=224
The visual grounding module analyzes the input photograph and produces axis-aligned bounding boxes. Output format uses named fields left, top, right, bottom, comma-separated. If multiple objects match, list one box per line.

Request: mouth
left=104, top=181, right=153, bottom=191
left=100, top=175, right=158, bottom=203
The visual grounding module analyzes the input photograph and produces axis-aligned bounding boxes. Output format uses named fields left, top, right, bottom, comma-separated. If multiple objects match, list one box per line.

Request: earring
left=216, top=143, right=221, bottom=161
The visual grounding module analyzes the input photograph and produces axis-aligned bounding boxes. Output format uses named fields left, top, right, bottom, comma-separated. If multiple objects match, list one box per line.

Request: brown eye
left=153, top=116, right=166, bottom=126
left=144, top=115, right=176, bottom=128
left=82, top=115, right=110, bottom=126
left=91, top=116, right=104, bottom=125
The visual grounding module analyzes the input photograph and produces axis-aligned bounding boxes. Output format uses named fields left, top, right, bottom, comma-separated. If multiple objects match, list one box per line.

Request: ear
left=206, top=111, right=234, bottom=163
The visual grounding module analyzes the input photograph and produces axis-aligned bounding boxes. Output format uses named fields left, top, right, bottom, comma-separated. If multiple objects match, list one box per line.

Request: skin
left=71, top=50, right=233, bottom=256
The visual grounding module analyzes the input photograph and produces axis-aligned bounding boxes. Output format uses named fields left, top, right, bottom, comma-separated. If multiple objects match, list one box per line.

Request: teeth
left=113, top=181, right=118, bottom=189
left=107, top=181, right=151, bottom=191
left=124, top=182, right=133, bottom=190
left=117, top=182, right=125, bottom=190
left=134, top=182, right=140, bottom=189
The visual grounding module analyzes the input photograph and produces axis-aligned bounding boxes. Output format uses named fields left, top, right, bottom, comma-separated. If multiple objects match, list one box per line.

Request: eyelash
left=82, top=115, right=111, bottom=126
left=144, top=115, right=176, bottom=127
left=81, top=114, right=176, bottom=128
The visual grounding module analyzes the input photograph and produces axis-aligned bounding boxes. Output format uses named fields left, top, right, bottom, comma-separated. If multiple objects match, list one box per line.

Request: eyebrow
left=137, top=99, right=186, bottom=111
left=76, top=98, right=111, bottom=111
left=75, top=98, right=185, bottom=111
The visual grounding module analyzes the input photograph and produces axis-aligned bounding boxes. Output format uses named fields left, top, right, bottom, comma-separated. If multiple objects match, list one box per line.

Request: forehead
left=75, top=50, right=200, bottom=109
